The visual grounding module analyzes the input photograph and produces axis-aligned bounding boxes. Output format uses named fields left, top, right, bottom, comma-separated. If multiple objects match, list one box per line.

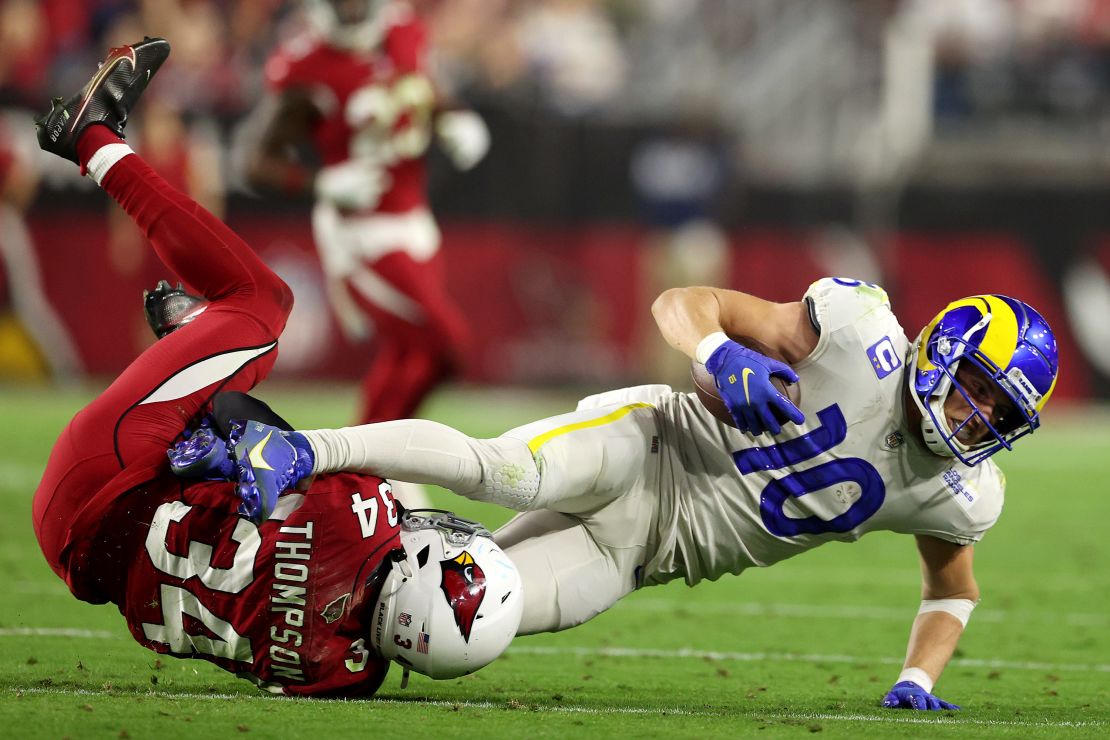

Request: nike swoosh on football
left=68, top=47, right=138, bottom=133
left=741, top=368, right=756, bottom=403
left=248, top=430, right=275, bottom=472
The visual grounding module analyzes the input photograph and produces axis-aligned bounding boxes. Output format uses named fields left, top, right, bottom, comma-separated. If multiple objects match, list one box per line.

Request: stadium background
left=2, top=1, right=1109, bottom=737
left=3, top=0, right=1109, bottom=399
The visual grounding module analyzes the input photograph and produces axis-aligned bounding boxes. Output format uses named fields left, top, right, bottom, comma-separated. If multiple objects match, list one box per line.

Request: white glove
left=435, top=110, right=490, bottom=171
left=314, top=159, right=389, bottom=210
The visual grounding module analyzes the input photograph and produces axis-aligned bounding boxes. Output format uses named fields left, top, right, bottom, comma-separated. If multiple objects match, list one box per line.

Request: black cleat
left=143, top=280, right=208, bottom=339
left=34, top=37, right=171, bottom=163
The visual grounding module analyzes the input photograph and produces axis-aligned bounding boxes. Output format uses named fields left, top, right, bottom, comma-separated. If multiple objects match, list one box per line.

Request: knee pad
left=464, top=437, right=543, bottom=511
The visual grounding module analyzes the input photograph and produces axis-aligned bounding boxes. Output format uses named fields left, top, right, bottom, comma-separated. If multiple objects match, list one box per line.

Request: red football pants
left=346, top=249, right=468, bottom=424
left=33, top=128, right=293, bottom=577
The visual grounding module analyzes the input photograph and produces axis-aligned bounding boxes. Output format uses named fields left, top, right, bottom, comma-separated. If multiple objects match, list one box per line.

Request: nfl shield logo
left=398, top=612, right=412, bottom=627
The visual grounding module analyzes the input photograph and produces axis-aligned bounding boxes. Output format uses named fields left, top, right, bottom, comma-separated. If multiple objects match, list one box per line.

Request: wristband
left=897, top=666, right=934, bottom=693
left=695, top=331, right=731, bottom=365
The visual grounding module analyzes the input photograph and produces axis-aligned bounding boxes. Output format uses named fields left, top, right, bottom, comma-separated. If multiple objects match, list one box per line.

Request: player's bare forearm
left=651, top=287, right=817, bottom=364
left=896, top=536, right=980, bottom=688
left=247, top=154, right=314, bottom=198
left=246, top=90, right=320, bottom=197
left=651, top=287, right=727, bottom=358
left=900, top=610, right=965, bottom=682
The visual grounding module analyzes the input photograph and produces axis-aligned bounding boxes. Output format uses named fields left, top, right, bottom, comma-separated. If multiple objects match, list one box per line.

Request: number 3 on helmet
left=369, top=510, right=522, bottom=681
left=910, top=295, right=1059, bottom=465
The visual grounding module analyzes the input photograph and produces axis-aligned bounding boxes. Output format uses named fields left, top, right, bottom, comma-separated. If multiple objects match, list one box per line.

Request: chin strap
left=400, top=667, right=411, bottom=689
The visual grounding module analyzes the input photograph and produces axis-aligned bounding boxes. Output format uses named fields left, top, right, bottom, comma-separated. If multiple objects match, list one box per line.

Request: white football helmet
left=368, top=510, right=523, bottom=680
left=305, top=0, right=394, bottom=53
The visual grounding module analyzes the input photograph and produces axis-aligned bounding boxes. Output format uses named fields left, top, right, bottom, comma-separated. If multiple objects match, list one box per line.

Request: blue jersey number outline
left=733, top=405, right=885, bottom=537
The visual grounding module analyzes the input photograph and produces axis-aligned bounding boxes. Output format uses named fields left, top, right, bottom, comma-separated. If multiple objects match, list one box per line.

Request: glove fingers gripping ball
left=691, top=335, right=802, bottom=430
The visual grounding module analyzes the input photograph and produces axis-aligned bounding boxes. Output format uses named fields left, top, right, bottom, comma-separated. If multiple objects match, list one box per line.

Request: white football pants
left=303, top=385, right=671, bottom=634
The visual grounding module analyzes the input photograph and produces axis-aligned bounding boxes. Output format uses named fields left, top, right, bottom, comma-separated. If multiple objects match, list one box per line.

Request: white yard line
left=754, top=711, right=1104, bottom=728
left=621, top=598, right=1110, bottom=627
left=507, top=645, right=1110, bottom=674
left=4, top=628, right=1107, bottom=673
left=5, top=688, right=1104, bottom=728
left=0, top=628, right=116, bottom=638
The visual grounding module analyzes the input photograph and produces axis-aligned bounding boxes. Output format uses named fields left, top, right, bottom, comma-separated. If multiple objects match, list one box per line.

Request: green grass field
left=1, top=382, right=1107, bottom=738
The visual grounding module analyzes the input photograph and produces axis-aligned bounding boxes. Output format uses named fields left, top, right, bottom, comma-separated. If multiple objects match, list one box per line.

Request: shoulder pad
left=804, top=277, right=891, bottom=334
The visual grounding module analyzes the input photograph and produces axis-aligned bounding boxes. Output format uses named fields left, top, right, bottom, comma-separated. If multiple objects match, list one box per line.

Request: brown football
left=690, top=335, right=802, bottom=429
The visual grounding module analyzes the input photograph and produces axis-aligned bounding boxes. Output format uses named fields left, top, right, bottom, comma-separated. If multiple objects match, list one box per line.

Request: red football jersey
left=265, top=10, right=434, bottom=214
left=97, top=472, right=402, bottom=697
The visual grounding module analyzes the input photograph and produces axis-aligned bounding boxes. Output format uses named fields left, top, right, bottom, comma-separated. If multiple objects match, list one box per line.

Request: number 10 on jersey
left=734, top=404, right=886, bottom=537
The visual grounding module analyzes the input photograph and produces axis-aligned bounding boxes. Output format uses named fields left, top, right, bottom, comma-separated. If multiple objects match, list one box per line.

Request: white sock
left=85, top=143, right=134, bottom=185
left=301, top=421, right=543, bottom=511
left=303, top=421, right=483, bottom=490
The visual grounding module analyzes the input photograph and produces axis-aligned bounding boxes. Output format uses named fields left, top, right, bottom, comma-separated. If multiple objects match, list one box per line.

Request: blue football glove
left=229, top=420, right=315, bottom=523
left=881, top=681, right=960, bottom=711
left=168, top=419, right=235, bottom=480
left=704, top=340, right=804, bottom=435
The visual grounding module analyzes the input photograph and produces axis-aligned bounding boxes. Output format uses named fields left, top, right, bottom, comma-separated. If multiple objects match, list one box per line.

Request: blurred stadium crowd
left=2, top=0, right=1110, bottom=399
left=7, top=1, right=1110, bottom=181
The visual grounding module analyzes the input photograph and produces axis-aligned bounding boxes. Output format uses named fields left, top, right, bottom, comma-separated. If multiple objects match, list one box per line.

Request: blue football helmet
left=909, top=295, right=1058, bottom=465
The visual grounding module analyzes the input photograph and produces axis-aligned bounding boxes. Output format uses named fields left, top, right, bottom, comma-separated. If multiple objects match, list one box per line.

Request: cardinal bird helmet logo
left=438, top=551, right=486, bottom=642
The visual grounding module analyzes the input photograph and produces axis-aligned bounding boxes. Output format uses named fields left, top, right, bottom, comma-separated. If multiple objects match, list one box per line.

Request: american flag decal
left=417, top=632, right=430, bottom=654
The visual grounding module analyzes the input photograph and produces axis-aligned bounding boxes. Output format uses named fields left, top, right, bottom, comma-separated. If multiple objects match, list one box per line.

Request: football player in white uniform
left=225, top=277, right=1059, bottom=710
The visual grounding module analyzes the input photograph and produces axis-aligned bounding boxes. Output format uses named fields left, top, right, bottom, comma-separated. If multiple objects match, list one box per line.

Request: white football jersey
left=644, top=278, right=1005, bottom=587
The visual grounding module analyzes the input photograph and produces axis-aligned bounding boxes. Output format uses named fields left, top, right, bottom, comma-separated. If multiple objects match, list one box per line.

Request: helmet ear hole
left=416, top=544, right=430, bottom=568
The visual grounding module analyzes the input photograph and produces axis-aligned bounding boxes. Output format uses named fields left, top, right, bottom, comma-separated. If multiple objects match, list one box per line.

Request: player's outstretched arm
left=651, top=287, right=815, bottom=434
left=883, top=536, right=980, bottom=711
left=247, top=90, right=388, bottom=211
left=245, top=90, right=321, bottom=199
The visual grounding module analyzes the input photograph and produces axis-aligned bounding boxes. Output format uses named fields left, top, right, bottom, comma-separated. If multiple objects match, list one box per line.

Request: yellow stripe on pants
left=527, top=403, right=653, bottom=454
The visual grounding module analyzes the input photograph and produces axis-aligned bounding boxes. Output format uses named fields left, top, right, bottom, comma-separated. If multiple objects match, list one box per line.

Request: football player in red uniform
left=31, top=37, right=520, bottom=697
left=247, top=0, right=489, bottom=424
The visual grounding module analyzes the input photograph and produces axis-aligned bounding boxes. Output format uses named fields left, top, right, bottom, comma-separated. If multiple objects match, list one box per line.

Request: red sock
left=75, top=124, right=125, bottom=174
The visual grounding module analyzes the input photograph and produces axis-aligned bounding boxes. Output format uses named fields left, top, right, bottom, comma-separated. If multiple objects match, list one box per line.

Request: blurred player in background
left=0, top=114, right=82, bottom=381
left=236, top=278, right=1059, bottom=711
left=31, top=38, right=519, bottom=696
left=247, top=0, right=488, bottom=426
